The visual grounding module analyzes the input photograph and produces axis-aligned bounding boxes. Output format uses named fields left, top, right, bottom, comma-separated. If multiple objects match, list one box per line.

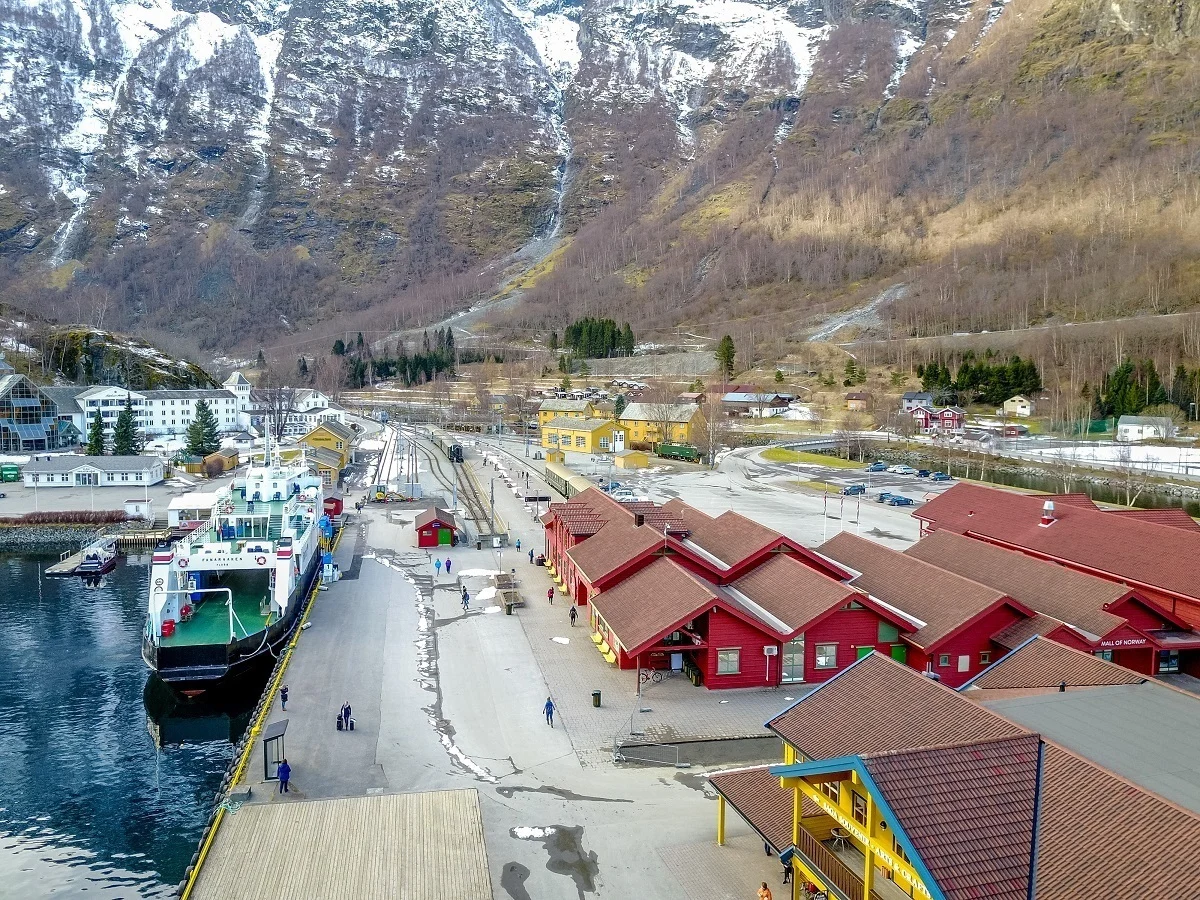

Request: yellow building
left=613, top=449, right=649, bottom=469
left=541, top=417, right=624, bottom=454
left=297, top=421, right=356, bottom=469
left=618, top=402, right=704, bottom=445
left=537, top=398, right=596, bottom=428
left=305, top=446, right=345, bottom=486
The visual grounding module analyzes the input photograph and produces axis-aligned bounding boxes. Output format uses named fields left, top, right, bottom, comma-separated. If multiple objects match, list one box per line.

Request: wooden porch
left=792, top=817, right=914, bottom=900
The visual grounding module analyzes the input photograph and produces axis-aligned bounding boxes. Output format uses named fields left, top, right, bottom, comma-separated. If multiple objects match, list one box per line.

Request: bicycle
left=638, top=668, right=665, bottom=685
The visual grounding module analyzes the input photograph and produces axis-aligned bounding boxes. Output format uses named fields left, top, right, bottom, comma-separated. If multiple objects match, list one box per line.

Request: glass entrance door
left=781, top=636, right=805, bottom=682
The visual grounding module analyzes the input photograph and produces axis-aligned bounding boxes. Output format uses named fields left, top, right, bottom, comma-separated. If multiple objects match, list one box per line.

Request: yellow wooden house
left=541, top=417, right=624, bottom=454
left=617, top=402, right=705, bottom=445
left=297, top=420, right=356, bottom=469
left=537, top=398, right=596, bottom=428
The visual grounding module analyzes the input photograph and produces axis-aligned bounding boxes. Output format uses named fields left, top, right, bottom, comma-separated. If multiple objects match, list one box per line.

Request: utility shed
left=190, top=789, right=493, bottom=900
left=415, top=506, right=457, bottom=548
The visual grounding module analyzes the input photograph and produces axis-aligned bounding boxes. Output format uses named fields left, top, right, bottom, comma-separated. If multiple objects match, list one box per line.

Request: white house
left=1002, top=395, right=1035, bottom=418
left=167, top=491, right=221, bottom=527
left=70, top=386, right=241, bottom=439
left=1116, top=415, right=1174, bottom=443
left=23, top=455, right=165, bottom=488
left=901, top=391, right=935, bottom=412
left=241, top=385, right=348, bottom=436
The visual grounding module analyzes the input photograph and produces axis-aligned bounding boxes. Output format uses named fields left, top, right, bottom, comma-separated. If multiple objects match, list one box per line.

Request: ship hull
left=142, top=549, right=323, bottom=693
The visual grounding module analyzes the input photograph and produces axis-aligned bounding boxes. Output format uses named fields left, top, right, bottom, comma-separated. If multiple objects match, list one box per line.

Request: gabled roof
left=766, top=653, right=1028, bottom=759
left=915, top=483, right=1200, bottom=616
left=1107, top=507, right=1200, bottom=531
left=301, top=419, right=355, bottom=443
left=38, top=385, right=86, bottom=414
left=619, top=401, right=699, bottom=423
left=819, top=532, right=1030, bottom=649
left=859, top=733, right=1042, bottom=900
left=1117, top=415, right=1172, bottom=427
left=673, top=505, right=786, bottom=568
left=566, top=519, right=665, bottom=585
left=539, top=398, right=594, bottom=413
left=990, top=613, right=1080, bottom=651
left=543, top=416, right=613, bottom=432
left=964, top=636, right=1146, bottom=692
left=708, top=766, right=821, bottom=852
left=23, top=454, right=161, bottom=473
left=904, top=529, right=1130, bottom=639
left=305, top=446, right=345, bottom=470
left=589, top=557, right=719, bottom=654
left=414, top=507, right=456, bottom=530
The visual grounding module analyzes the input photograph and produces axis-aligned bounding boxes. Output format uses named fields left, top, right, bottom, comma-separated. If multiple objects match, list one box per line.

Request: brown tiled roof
left=861, top=734, right=1041, bottom=900
left=915, top=482, right=1200, bottom=614
left=589, top=558, right=719, bottom=655
left=1047, top=493, right=1098, bottom=509
left=766, top=653, right=1028, bottom=759
left=709, top=766, right=820, bottom=851
left=555, top=488, right=685, bottom=538
left=414, top=507, right=454, bottom=529
left=566, top=520, right=664, bottom=585
left=679, top=509, right=784, bottom=568
left=904, top=529, right=1128, bottom=639
left=819, top=532, right=1024, bottom=649
left=1107, top=507, right=1200, bottom=531
left=1035, top=743, right=1200, bottom=899
left=967, top=637, right=1147, bottom=691
left=990, top=614, right=1071, bottom=650
left=730, top=554, right=880, bottom=634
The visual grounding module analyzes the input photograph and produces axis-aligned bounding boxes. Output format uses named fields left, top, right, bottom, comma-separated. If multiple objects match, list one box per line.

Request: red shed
left=323, top=496, right=344, bottom=517
left=415, top=507, right=457, bottom=548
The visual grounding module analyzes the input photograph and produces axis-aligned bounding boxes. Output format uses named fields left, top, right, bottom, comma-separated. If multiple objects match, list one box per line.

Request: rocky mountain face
left=0, top=0, right=1197, bottom=352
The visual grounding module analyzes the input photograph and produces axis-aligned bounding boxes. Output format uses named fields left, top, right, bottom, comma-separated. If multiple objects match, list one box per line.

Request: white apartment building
left=73, top=386, right=241, bottom=438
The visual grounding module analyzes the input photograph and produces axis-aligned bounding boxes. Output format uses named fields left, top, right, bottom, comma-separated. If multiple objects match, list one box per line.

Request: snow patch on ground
left=883, top=32, right=922, bottom=100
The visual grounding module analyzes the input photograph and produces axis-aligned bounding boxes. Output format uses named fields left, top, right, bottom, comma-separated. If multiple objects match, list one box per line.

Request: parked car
left=866, top=462, right=887, bottom=472
left=841, top=484, right=866, bottom=495
left=889, top=465, right=918, bottom=476
left=610, top=489, right=637, bottom=501
left=885, top=464, right=907, bottom=473
left=876, top=492, right=894, bottom=503
left=888, top=495, right=916, bottom=506
left=930, top=472, right=952, bottom=482
left=916, top=469, right=931, bottom=478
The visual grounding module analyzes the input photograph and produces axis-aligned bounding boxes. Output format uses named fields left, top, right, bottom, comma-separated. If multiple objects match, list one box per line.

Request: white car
left=611, top=489, right=637, bottom=501
left=888, top=465, right=918, bottom=475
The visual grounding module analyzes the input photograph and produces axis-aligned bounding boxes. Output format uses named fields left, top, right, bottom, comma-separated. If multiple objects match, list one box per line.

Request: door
left=856, top=646, right=873, bottom=660
left=890, top=644, right=907, bottom=664
left=613, top=431, right=625, bottom=452
left=437, top=528, right=452, bottom=546
left=781, top=637, right=805, bottom=682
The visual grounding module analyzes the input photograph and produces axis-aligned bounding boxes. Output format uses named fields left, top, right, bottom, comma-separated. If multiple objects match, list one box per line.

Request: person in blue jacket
left=277, top=758, right=291, bottom=793
left=543, top=697, right=556, bottom=728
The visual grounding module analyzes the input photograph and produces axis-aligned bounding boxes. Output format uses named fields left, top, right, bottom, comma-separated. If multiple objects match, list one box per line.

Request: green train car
left=0, top=463, right=20, bottom=482
left=656, top=443, right=701, bottom=463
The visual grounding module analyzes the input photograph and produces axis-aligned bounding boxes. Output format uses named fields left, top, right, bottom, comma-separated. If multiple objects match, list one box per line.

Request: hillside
left=0, top=0, right=1197, bottom=364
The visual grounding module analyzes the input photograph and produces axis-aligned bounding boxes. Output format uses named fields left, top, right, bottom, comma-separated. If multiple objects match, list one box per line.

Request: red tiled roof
left=1107, top=507, right=1200, bottom=531
left=677, top=508, right=784, bottom=568
left=819, top=532, right=1025, bottom=649
left=566, top=520, right=665, bottom=585
left=966, top=637, right=1147, bottom=691
left=767, top=653, right=1028, bottom=759
left=1047, top=493, right=1098, bottom=509
left=904, top=529, right=1128, bottom=639
left=915, top=483, right=1200, bottom=612
left=990, top=614, right=1074, bottom=650
left=1035, top=743, right=1200, bottom=899
left=589, top=558, right=719, bottom=655
left=730, top=554, right=907, bottom=636
left=861, top=734, right=1041, bottom=900
left=709, top=766, right=820, bottom=851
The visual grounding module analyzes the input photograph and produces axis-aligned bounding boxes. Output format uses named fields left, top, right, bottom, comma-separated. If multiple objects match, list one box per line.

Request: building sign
left=1098, top=637, right=1149, bottom=648
left=178, top=551, right=275, bottom=571
left=803, top=785, right=932, bottom=899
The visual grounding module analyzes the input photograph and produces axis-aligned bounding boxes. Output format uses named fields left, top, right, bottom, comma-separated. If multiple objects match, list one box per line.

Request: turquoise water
left=0, top=553, right=249, bottom=898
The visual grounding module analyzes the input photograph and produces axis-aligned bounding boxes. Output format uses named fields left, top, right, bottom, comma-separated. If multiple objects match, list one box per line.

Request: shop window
left=1159, top=650, right=1181, bottom=674
left=878, top=621, right=899, bottom=643
left=979, top=651, right=991, bottom=665
left=938, top=653, right=950, bottom=667
left=716, top=648, right=740, bottom=674
left=815, top=643, right=838, bottom=669
left=852, top=791, right=868, bottom=826
left=1095, top=650, right=1113, bottom=662
left=820, top=781, right=840, bottom=804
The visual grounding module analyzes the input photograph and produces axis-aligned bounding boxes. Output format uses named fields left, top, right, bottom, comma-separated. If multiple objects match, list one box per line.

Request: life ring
left=256, top=555, right=267, bottom=566
left=178, top=559, right=188, bottom=569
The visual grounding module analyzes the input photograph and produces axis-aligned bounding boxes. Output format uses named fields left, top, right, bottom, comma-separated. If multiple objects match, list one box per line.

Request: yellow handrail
left=180, top=525, right=345, bottom=899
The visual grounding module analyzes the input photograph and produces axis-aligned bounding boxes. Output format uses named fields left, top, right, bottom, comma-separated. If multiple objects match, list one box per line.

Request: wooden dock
left=45, top=549, right=87, bottom=577
left=190, top=789, right=494, bottom=899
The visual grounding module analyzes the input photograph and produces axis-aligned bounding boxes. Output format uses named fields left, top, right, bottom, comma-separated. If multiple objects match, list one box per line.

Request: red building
left=915, top=482, right=1200, bottom=640
left=909, top=404, right=966, bottom=433
left=415, top=506, right=457, bottom=548
left=542, top=488, right=915, bottom=689
left=817, top=532, right=1035, bottom=687
left=905, top=529, right=1200, bottom=676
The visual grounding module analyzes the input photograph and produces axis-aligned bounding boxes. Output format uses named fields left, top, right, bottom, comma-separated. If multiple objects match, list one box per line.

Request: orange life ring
left=256, top=555, right=267, bottom=566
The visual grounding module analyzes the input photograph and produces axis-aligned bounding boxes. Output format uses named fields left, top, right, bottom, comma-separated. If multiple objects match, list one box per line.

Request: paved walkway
left=660, top=832, right=792, bottom=900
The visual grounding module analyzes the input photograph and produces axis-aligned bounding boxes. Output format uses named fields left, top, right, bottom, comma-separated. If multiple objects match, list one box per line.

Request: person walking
left=543, top=697, right=555, bottom=727
left=445, top=557, right=452, bottom=575
left=280, top=684, right=289, bottom=711
left=341, top=701, right=352, bottom=731
left=569, top=604, right=578, bottom=627
left=547, top=587, right=554, bottom=605
left=757, top=882, right=773, bottom=900
left=277, top=758, right=291, bottom=793
left=515, top=538, right=521, bottom=552
left=781, top=857, right=793, bottom=885
left=461, top=590, right=470, bottom=611
left=529, top=548, right=535, bottom=564
left=434, top=558, right=442, bottom=578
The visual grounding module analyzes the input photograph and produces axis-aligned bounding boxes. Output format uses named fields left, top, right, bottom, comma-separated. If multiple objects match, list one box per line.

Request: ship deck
left=189, top=497, right=290, bottom=544
left=160, top=570, right=273, bottom=647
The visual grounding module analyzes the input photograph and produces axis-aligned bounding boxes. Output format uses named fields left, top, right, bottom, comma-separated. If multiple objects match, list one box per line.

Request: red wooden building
left=909, top=404, right=966, bottom=433
left=415, top=506, right=457, bottom=548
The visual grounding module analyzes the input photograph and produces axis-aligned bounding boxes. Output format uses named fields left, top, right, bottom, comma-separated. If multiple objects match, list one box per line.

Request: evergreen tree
left=549, top=331, right=559, bottom=351
left=256, top=349, right=266, bottom=367
left=716, top=335, right=736, bottom=381
left=620, top=323, right=635, bottom=354
left=774, top=370, right=785, bottom=385
left=112, top=395, right=141, bottom=456
left=298, top=357, right=309, bottom=378
left=86, top=408, right=107, bottom=456
left=614, top=394, right=627, bottom=419
left=332, top=339, right=346, bottom=356
left=356, top=332, right=365, bottom=351
left=185, top=399, right=221, bottom=457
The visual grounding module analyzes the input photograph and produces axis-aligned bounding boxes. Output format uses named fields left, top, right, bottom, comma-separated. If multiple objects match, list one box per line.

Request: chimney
left=634, top=513, right=645, bottom=527
left=1040, top=500, right=1056, bottom=527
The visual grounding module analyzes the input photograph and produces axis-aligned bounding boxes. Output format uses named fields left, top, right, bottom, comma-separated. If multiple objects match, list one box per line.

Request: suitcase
left=349, top=718, right=355, bottom=732
left=336, top=716, right=343, bottom=731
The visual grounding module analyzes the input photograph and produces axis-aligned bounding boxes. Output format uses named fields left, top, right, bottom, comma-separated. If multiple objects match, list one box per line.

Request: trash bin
left=591, top=690, right=601, bottom=708
left=505, top=602, right=514, bottom=615
left=476, top=540, right=482, bottom=551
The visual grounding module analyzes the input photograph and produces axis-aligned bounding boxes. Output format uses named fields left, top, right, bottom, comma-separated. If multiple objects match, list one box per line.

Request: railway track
left=402, top=427, right=494, bottom=535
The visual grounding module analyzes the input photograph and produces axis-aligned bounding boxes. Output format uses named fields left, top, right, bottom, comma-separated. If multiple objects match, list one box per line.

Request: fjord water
left=0, top=553, right=244, bottom=897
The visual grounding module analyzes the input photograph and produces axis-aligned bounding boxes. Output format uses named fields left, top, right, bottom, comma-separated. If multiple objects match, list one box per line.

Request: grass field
left=761, top=447, right=865, bottom=469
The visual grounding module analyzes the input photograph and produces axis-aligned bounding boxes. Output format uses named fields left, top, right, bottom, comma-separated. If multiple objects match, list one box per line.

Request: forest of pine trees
left=562, top=318, right=635, bottom=358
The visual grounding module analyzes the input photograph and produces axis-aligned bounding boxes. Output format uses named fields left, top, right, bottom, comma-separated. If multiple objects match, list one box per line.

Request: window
left=716, top=649, right=740, bottom=674
left=938, top=653, right=950, bottom=667
left=893, top=836, right=910, bottom=865
left=958, top=655, right=970, bottom=673
left=781, top=637, right=805, bottom=682
left=575, top=436, right=585, bottom=447
left=820, top=781, right=840, bottom=804
left=1095, top=650, right=1114, bottom=662
left=599, top=438, right=610, bottom=450
left=979, top=651, right=991, bottom=665
left=852, top=791, right=868, bottom=826
left=813, top=643, right=839, bottom=669
left=1159, top=650, right=1181, bottom=674
left=877, top=621, right=899, bottom=643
